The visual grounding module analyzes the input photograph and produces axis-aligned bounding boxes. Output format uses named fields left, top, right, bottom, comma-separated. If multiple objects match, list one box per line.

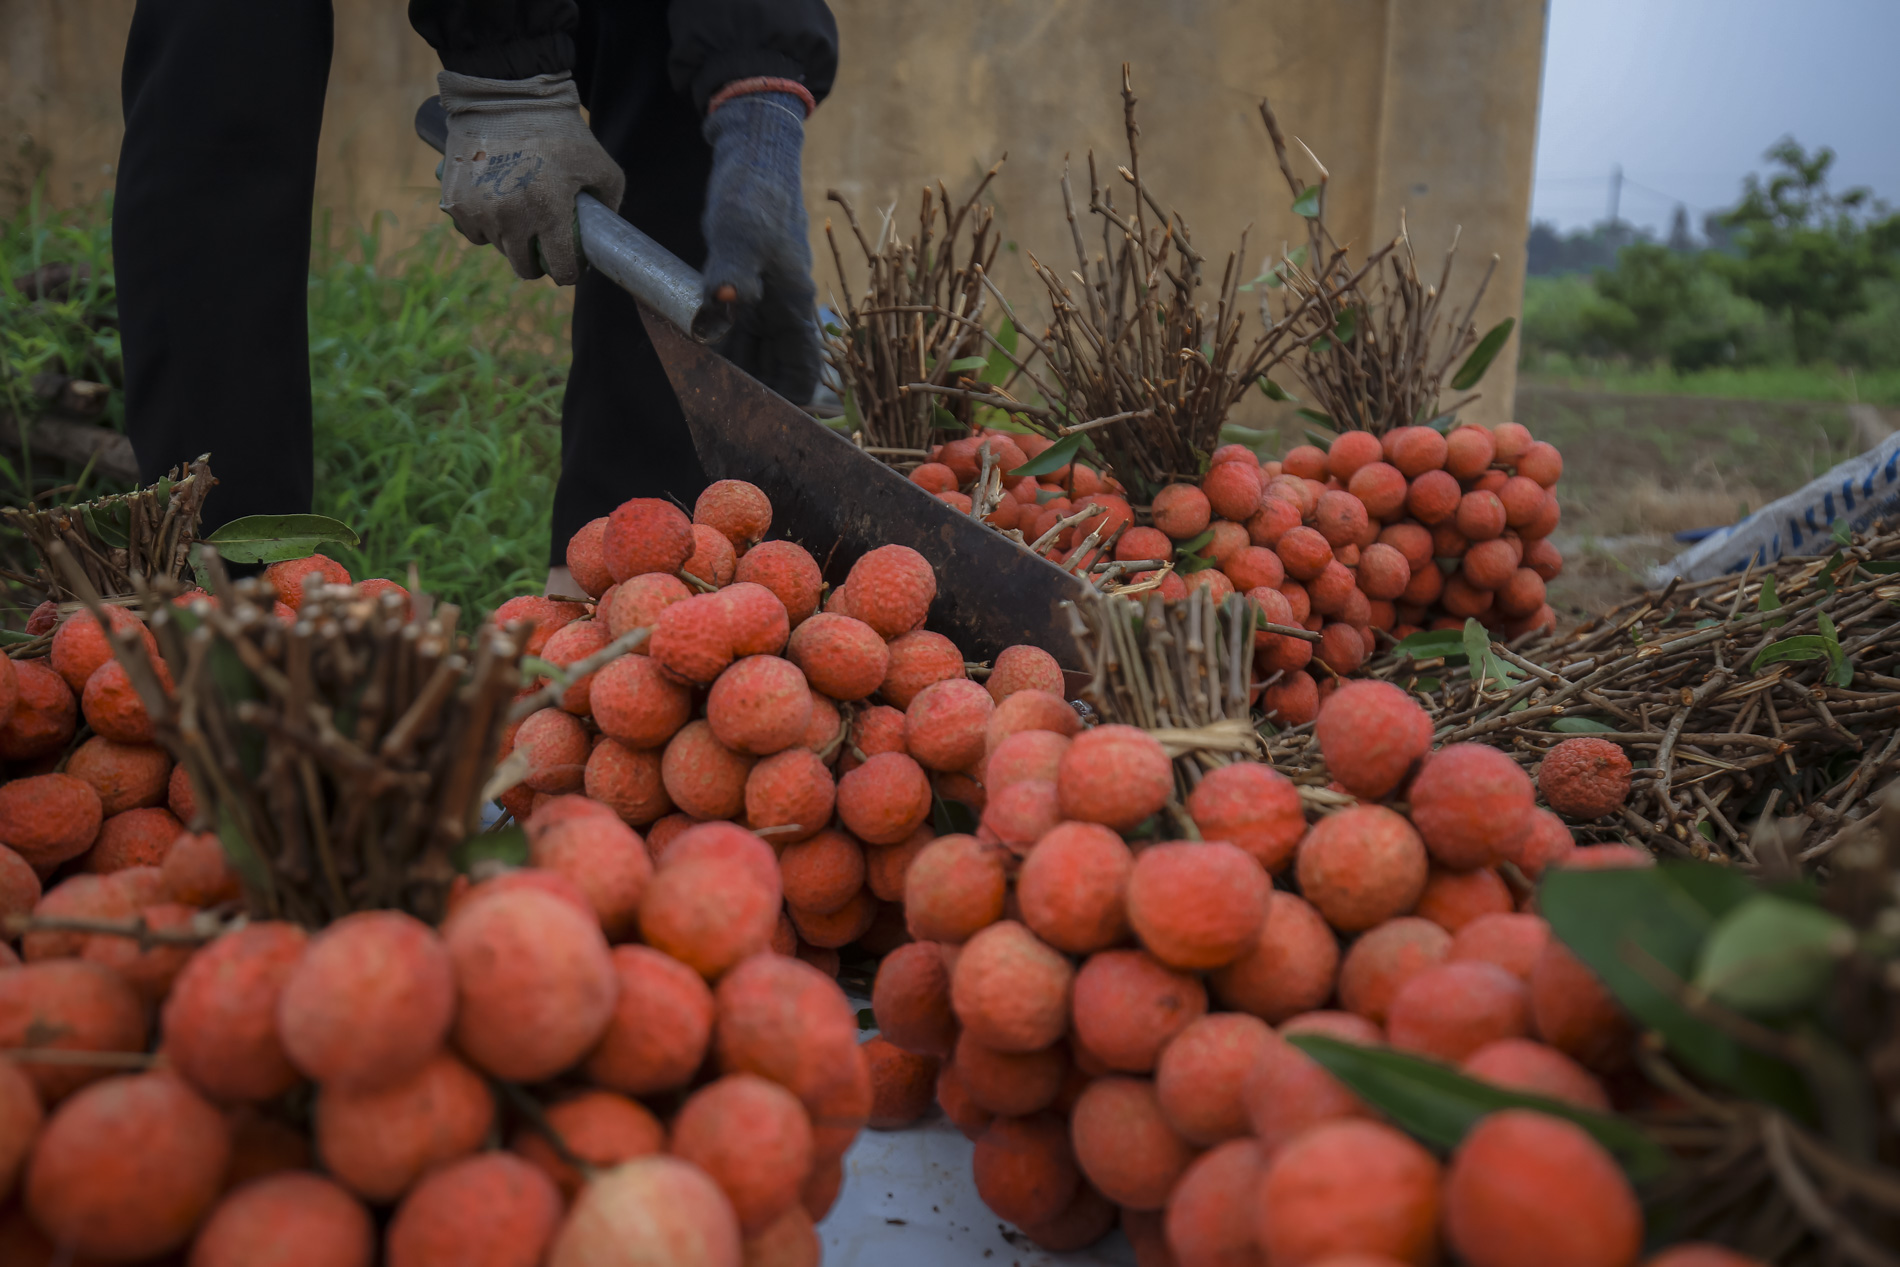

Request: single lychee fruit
left=602, top=497, right=695, bottom=582
left=787, top=613, right=889, bottom=701
left=1315, top=680, right=1435, bottom=800
left=842, top=545, right=937, bottom=637
left=1409, top=744, right=1537, bottom=869
left=1537, top=737, right=1633, bottom=820
left=1055, top=724, right=1172, bottom=832
left=1125, top=841, right=1271, bottom=971
left=694, top=479, right=773, bottom=551
left=566, top=517, right=616, bottom=597
left=266, top=554, right=352, bottom=610
left=879, top=629, right=965, bottom=709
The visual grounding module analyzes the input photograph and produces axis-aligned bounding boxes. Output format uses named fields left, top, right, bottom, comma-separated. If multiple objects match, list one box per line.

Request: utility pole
left=1607, top=163, right=1623, bottom=227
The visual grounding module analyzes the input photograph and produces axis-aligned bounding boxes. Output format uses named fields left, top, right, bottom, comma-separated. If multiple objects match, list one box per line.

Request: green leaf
left=823, top=321, right=844, bottom=337
left=1176, top=552, right=1221, bottom=575
left=1220, top=424, right=1270, bottom=448
left=996, top=317, right=1018, bottom=358
left=1295, top=409, right=1334, bottom=430
left=1008, top=433, right=1085, bottom=479
left=842, top=385, right=864, bottom=435
left=1287, top=1036, right=1673, bottom=1183
left=1860, top=560, right=1900, bottom=575
left=946, top=355, right=990, bottom=374
left=1034, top=488, right=1066, bottom=506
left=1424, top=412, right=1462, bottom=433
left=1450, top=317, right=1517, bottom=392
left=1292, top=186, right=1321, bottom=218
left=1173, top=529, right=1216, bottom=557
left=1258, top=377, right=1296, bottom=403
left=1694, top=895, right=1853, bottom=1017
left=1549, top=716, right=1620, bottom=734
left=856, top=1007, right=877, bottom=1030
left=1462, top=618, right=1522, bottom=689
left=816, top=416, right=851, bottom=433
left=1758, top=574, right=1784, bottom=628
left=1831, top=518, right=1853, bottom=547
left=216, top=801, right=274, bottom=906
left=1393, top=629, right=1468, bottom=661
left=1302, top=428, right=1337, bottom=451
left=1752, top=635, right=1830, bottom=671
left=1333, top=308, right=1358, bottom=344
left=451, top=825, right=529, bottom=874
left=1412, top=676, right=1443, bottom=692
left=203, top=514, right=361, bottom=565
left=1539, top=865, right=1815, bottom=1119
left=0, top=629, right=41, bottom=645
left=930, top=406, right=967, bottom=433
left=1816, top=611, right=1853, bottom=686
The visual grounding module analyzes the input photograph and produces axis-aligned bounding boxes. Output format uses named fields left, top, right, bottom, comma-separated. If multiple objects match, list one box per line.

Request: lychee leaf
left=1291, top=185, right=1321, bottom=218
left=1693, top=895, right=1853, bottom=1017
left=452, top=825, right=529, bottom=875
left=1287, top=1034, right=1673, bottom=1182
left=1174, top=529, right=1216, bottom=557
left=1008, top=433, right=1085, bottom=480
left=1548, top=716, right=1619, bottom=733
left=1450, top=317, right=1516, bottom=391
left=203, top=514, right=360, bottom=565
left=1539, top=865, right=1816, bottom=1122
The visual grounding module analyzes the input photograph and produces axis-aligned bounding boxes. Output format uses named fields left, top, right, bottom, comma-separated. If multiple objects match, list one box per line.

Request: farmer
left=113, top=0, right=837, bottom=593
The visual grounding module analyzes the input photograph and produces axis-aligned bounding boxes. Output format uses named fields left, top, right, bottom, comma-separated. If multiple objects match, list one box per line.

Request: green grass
left=1519, top=357, right=1900, bottom=408
left=306, top=215, right=568, bottom=614
left=3, top=191, right=569, bottom=620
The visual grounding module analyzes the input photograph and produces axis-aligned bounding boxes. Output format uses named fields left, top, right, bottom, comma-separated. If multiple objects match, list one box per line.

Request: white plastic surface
left=819, top=1119, right=1139, bottom=1267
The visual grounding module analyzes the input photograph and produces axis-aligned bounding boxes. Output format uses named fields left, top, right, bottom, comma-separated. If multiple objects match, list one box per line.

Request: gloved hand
left=701, top=91, right=821, bottom=406
left=436, top=71, right=625, bottom=285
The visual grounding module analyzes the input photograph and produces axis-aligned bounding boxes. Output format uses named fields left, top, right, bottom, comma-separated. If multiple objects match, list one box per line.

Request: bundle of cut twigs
left=52, top=544, right=527, bottom=927
left=1265, top=520, right=1900, bottom=867
left=2, top=458, right=215, bottom=653
left=1068, top=586, right=1284, bottom=803
left=822, top=167, right=1011, bottom=454
left=1256, top=101, right=1505, bottom=436
left=1020, top=70, right=1341, bottom=494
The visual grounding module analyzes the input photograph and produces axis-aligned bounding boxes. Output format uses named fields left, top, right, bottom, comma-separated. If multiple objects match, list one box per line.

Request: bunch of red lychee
left=867, top=676, right=1681, bottom=1266
left=1124, top=420, right=1566, bottom=729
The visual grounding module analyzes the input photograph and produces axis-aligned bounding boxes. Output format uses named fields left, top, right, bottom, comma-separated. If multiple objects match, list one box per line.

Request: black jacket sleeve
left=408, top=0, right=839, bottom=115
left=407, top=0, right=578, bottom=80
left=666, top=0, right=839, bottom=114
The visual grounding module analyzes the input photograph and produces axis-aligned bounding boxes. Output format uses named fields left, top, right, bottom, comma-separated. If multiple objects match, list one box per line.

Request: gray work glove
left=701, top=92, right=822, bottom=406
left=436, top=71, right=625, bottom=285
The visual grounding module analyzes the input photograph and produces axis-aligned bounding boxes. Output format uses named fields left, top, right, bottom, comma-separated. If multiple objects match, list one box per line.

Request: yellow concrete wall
left=5, top=0, right=1545, bottom=421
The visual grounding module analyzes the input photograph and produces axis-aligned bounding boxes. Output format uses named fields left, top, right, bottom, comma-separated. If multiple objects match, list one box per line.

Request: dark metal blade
left=639, top=307, right=1091, bottom=667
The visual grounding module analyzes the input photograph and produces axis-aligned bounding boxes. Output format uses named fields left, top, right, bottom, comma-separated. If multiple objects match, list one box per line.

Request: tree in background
left=1713, top=139, right=1900, bottom=363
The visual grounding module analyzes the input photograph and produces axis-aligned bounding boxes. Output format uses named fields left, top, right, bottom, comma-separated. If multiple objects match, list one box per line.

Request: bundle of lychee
left=906, top=429, right=1135, bottom=558
left=866, top=675, right=1728, bottom=1267
left=1094, top=419, right=1565, bottom=729
left=495, top=479, right=1070, bottom=984
left=0, top=555, right=414, bottom=895
left=0, top=804, right=885, bottom=1265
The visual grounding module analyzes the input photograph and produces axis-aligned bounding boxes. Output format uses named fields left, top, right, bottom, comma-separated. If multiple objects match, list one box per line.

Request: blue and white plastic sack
left=1651, top=431, right=1900, bottom=584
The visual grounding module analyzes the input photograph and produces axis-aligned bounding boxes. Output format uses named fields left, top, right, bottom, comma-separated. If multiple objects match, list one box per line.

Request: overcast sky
left=1531, top=0, right=1900, bottom=234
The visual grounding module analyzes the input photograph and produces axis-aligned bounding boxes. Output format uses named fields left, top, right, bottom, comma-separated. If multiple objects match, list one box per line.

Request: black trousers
left=115, top=0, right=710, bottom=564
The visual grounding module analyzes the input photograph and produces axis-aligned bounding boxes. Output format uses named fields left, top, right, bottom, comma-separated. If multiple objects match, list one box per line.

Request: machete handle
left=414, top=96, right=731, bottom=345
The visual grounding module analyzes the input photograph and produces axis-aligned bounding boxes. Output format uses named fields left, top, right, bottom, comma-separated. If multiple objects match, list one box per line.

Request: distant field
left=1513, top=380, right=1886, bottom=617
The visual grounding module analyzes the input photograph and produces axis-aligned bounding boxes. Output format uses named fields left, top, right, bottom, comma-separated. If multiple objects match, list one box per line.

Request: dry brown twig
left=51, top=543, right=528, bottom=928
left=1256, top=100, right=1502, bottom=436
left=1022, top=68, right=1346, bottom=495
left=822, top=164, right=1009, bottom=451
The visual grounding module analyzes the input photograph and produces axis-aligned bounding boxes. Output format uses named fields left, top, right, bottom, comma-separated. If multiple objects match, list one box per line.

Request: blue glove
left=700, top=91, right=821, bottom=407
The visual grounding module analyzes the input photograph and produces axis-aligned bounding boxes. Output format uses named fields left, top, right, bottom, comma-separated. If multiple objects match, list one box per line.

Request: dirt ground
left=1511, top=383, right=1890, bottom=620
